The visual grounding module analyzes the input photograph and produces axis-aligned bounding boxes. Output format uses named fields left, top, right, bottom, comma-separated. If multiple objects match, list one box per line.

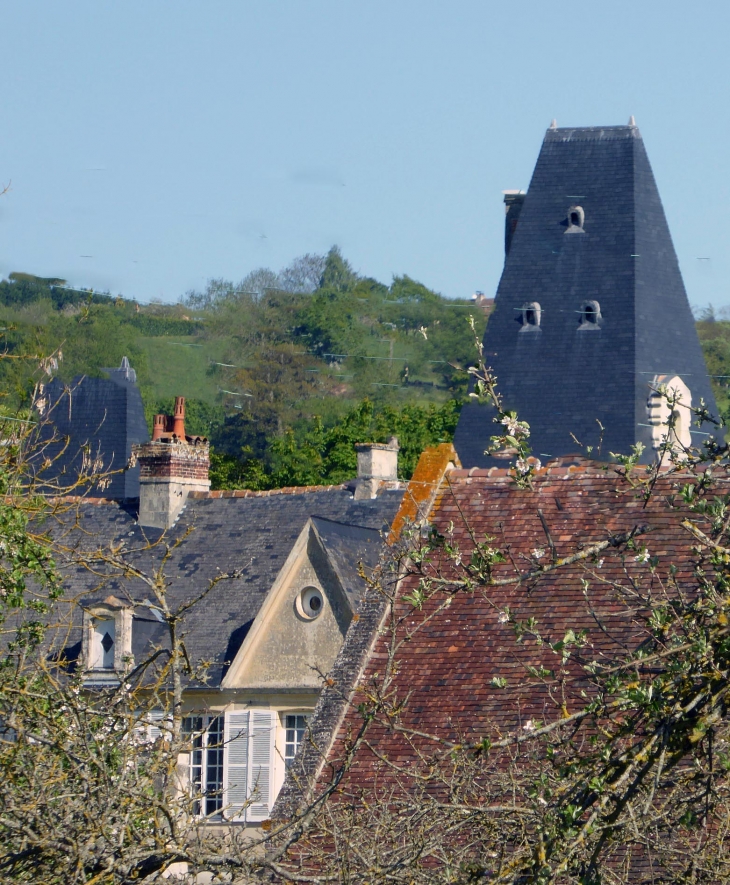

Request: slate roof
left=454, top=122, right=718, bottom=467
left=47, top=486, right=403, bottom=688
left=275, top=458, right=711, bottom=815
left=310, top=517, right=384, bottom=611
left=36, top=359, right=149, bottom=499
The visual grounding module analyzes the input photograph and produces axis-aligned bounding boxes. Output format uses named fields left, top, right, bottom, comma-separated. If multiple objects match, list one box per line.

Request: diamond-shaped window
left=101, top=632, right=114, bottom=654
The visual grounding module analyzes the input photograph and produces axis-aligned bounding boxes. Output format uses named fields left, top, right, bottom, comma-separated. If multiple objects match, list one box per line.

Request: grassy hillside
left=0, top=255, right=489, bottom=484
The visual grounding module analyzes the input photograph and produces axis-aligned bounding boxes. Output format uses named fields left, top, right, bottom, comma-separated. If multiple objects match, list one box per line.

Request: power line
left=218, top=388, right=253, bottom=397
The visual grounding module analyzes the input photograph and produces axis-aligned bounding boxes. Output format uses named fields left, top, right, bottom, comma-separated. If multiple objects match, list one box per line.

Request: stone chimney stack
left=133, top=397, right=210, bottom=529
left=503, top=190, right=525, bottom=257
left=354, top=437, right=400, bottom=500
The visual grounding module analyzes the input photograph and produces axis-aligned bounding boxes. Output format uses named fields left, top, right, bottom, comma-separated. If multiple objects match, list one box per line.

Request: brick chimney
left=133, top=397, right=210, bottom=529
left=354, top=437, right=400, bottom=500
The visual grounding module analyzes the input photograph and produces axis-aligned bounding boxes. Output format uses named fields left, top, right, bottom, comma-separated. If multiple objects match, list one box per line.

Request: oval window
left=297, top=587, right=324, bottom=620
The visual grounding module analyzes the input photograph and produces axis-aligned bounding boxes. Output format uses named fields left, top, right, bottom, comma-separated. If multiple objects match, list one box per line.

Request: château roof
left=48, top=485, right=402, bottom=687
left=454, top=121, right=718, bottom=467
left=36, top=358, right=149, bottom=499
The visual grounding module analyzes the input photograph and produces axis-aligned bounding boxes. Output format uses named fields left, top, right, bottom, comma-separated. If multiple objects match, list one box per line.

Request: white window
left=181, top=710, right=276, bottom=823
left=82, top=599, right=133, bottom=677
left=183, top=715, right=225, bottom=818
left=90, top=618, right=115, bottom=669
left=284, top=714, right=308, bottom=768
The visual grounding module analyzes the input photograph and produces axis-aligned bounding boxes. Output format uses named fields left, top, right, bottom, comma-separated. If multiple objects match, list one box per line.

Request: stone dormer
left=82, top=595, right=134, bottom=681
left=133, top=397, right=210, bottom=529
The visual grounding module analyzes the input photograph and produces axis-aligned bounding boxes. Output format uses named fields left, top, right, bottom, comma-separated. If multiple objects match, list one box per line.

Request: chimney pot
left=503, top=191, right=526, bottom=257
left=133, top=395, right=209, bottom=528
left=152, top=414, right=166, bottom=441
left=172, top=396, right=186, bottom=440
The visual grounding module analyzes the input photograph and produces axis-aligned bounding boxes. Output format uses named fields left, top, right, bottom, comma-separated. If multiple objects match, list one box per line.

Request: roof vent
left=520, top=302, right=542, bottom=332
left=578, top=300, right=602, bottom=329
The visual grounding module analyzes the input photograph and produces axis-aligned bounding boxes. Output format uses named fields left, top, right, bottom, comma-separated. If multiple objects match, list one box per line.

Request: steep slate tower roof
left=453, top=122, right=718, bottom=467
left=38, top=357, right=149, bottom=499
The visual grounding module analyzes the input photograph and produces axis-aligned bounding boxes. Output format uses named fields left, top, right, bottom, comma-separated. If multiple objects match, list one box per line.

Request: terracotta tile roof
left=188, top=483, right=347, bottom=499
left=278, top=459, right=713, bottom=813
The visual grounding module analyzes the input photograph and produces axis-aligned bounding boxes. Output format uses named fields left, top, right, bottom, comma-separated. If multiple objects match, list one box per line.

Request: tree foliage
left=210, top=397, right=461, bottom=490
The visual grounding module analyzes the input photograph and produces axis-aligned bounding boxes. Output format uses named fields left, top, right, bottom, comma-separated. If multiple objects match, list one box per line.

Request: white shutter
left=247, top=709, right=276, bottom=822
left=147, top=708, right=165, bottom=742
left=224, top=711, right=250, bottom=822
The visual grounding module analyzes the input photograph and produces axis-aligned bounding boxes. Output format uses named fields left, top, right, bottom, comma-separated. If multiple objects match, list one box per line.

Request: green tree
left=317, top=245, right=358, bottom=293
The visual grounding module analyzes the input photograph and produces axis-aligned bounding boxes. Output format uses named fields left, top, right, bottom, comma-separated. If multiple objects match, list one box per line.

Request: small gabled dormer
left=519, top=302, right=542, bottom=332
left=647, top=374, right=693, bottom=462
left=82, top=595, right=134, bottom=681
left=578, top=300, right=602, bottom=330
left=565, top=205, right=585, bottom=233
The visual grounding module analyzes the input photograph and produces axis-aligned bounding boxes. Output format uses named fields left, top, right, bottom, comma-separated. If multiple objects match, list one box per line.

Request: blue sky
left=2, top=1, right=730, bottom=307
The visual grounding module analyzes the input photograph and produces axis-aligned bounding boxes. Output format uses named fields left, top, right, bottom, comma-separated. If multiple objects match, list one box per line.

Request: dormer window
left=520, top=302, right=542, bottom=331
left=91, top=618, right=116, bottom=669
left=82, top=596, right=133, bottom=678
left=647, top=375, right=693, bottom=463
left=578, top=300, right=602, bottom=329
left=565, top=205, right=585, bottom=233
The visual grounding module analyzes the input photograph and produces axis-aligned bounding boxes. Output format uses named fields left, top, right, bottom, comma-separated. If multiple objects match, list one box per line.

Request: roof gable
left=221, top=518, right=380, bottom=690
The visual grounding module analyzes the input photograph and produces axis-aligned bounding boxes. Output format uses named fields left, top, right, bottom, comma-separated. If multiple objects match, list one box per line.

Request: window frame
left=81, top=601, right=133, bottom=678
left=284, top=713, right=309, bottom=768
left=183, top=714, right=225, bottom=819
